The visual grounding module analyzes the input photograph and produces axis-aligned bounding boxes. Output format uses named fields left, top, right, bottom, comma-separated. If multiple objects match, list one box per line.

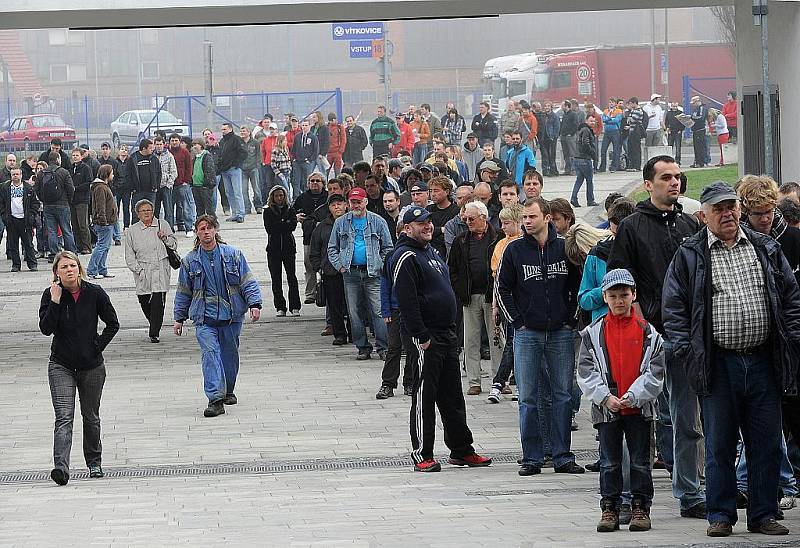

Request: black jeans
left=409, top=328, right=475, bottom=463
left=192, top=187, right=215, bottom=219
left=7, top=216, right=37, bottom=269
left=267, top=251, right=301, bottom=312
left=492, top=323, right=514, bottom=385
left=138, top=292, right=166, bottom=338
left=380, top=311, right=413, bottom=389
left=597, top=414, right=654, bottom=509
left=323, top=273, right=349, bottom=341
left=667, top=131, right=682, bottom=164
left=48, top=361, right=106, bottom=472
left=627, top=135, right=642, bottom=170
left=540, top=138, right=557, bottom=174
left=692, top=129, right=707, bottom=166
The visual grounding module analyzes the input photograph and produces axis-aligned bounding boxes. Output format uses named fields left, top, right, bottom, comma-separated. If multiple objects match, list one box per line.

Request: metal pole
left=383, top=27, right=390, bottom=107
left=1, top=62, right=11, bottom=129
left=663, top=9, right=669, bottom=98
left=650, top=9, right=656, bottom=97
left=287, top=27, right=295, bottom=115
left=759, top=0, right=773, bottom=177
left=84, top=95, right=90, bottom=145
left=136, top=29, right=143, bottom=106
left=203, top=40, right=214, bottom=133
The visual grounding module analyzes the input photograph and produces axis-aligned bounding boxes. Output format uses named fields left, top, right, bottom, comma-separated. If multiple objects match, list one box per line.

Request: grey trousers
left=463, top=294, right=501, bottom=388
left=303, top=244, right=317, bottom=299
left=48, top=361, right=106, bottom=473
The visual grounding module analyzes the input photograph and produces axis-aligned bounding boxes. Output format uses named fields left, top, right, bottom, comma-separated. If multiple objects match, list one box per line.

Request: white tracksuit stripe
left=410, top=336, right=426, bottom=464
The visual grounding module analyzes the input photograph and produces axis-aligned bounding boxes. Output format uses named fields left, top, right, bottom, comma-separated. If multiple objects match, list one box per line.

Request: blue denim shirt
left=327, top=211, right=394, bottom=278
left=174, top=243, right=262, bottom=324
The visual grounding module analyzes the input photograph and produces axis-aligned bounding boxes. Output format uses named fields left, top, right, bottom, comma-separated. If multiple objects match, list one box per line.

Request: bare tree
left=709, top=6, right=735, bottom=57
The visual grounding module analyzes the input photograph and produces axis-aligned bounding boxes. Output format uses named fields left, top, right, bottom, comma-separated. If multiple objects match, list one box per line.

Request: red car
left=0, top=114, right=77, bottom=152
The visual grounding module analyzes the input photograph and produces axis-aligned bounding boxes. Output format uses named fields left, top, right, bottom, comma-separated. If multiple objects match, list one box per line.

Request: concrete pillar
left=735, top=0, right=800, bottom=181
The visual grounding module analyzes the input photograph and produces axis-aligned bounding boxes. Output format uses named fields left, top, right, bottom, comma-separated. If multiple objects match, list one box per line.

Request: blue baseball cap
left=402, top=206, right=432, bottom=224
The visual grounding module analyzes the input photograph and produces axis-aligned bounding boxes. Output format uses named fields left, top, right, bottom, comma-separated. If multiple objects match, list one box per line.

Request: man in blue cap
left=391, top=205, right=492, bottom=472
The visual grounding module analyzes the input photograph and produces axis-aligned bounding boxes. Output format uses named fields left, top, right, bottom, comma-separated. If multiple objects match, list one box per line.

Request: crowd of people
left=25, top=96, right=800, bottom=540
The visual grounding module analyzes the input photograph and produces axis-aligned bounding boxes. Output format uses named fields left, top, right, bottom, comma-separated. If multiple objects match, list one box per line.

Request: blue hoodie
left=496, top=224, right=580, bottom=331
left=505, top=143, right=537, bottom=186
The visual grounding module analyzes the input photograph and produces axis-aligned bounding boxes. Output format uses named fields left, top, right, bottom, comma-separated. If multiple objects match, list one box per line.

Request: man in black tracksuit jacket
left=392, top=206, right=492, bottom=472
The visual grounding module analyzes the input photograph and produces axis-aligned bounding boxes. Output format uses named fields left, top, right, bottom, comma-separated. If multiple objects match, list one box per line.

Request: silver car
left=110, top=109, right=189, bottom=147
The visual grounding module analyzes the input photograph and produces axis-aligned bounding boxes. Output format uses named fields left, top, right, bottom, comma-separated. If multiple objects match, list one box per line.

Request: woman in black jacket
left=312, top=111, right=331, bottom=175
left=263, top=186, right=301, bottom=316
left=38, top=250, right=120, bottom=486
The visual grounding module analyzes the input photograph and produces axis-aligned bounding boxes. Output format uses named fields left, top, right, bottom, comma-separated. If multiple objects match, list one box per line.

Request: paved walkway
left=1, top=171, right=792, bottom=547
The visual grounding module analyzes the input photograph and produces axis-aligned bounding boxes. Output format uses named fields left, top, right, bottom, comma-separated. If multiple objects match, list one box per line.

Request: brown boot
left=597, top=501, right=619, bottom=532
left=629, top=499, right=651, bottom=531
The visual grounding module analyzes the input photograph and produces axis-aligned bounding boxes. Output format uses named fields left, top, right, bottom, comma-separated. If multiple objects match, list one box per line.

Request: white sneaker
left=185, top=231, right=194, bottom=238
left=276, top=310, right=286, bottom=317
left=91, top=274, right=104, bottom=280
left=487, top=383, right=502, bottom=404
left=289, top=309, right=301, bottom=316
left=780, top=496, right=796, bottom=510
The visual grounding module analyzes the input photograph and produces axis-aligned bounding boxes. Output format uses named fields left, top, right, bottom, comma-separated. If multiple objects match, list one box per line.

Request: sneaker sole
left=448, top=457, right=492, bottom=467
left=487, top=396, right=500, bottom=403
left=597, top=524, right=619, bottom=532
left=414, top=463, right=442, bottom=472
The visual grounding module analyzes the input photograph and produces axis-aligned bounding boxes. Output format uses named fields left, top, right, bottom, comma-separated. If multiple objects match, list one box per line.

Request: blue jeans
left=221, top=168, right=245, bottom=221
left=664, top=339, right=705, bottom=510
left=598, top=414, right=654, bottom=509
left=43, top=205, right=77, bottom=254
left=291, top=160, right=313, bottom=202
left=155, top=187, right=175, bottom=228
left=87, top=224, right=114, bottom=276
left=513, top=326, right=576, bottom=468
left=599, top=131, right=620, bottom=171
left=701, top=347, right=782, bottom=527
left=259, top=165, right=275, bottom=199
left=736, top=435, right=798, bottom=497
left=114, top=188, right=132, bottom=241
left=342, top=268, right=388, bottom=353
left=412, top=143, right=428, bottom=165
left=172, top=184, right=195, bottom=233
left=131, top=191, right=156, bottom=223
left=195, top=321, right=243, bottom=403
left=571, top=158, right=595, bottom=204
left=241, top=168, right=263, bottom=212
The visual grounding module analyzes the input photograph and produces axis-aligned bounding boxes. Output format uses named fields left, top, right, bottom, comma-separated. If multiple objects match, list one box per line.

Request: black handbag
left=160, top=220, right=182, bottom=270
left=315, top=274, right=326, bottom=307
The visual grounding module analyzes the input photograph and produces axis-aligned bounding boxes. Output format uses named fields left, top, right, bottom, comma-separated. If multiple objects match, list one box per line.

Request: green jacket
left=369, top=116, right=400, bottom=146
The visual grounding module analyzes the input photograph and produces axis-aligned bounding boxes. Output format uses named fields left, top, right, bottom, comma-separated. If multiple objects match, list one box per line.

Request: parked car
left=0, top=114, right=77, bottom=152
left=110, top=109, right=190, bottom=147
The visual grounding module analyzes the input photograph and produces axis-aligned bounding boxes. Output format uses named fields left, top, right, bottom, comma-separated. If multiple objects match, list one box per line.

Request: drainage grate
left=0, top=449, right=599, bottom=485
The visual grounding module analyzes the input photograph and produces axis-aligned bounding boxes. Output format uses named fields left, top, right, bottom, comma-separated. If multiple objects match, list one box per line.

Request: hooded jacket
left=741, top=207, right=800, bottom=277
left=663, top=226, right=800, bottom=396
left=90, top=178, right=118, bottom=226
left=39, top=281, right=120, bottom=371
left=390, top=233, right=458, bottom=345
left=607, top=199, right=699, bottom=333
left=462, top=141, right=483, bottom=181
left=504, top=143, right=536, bottom=185
left=578, top=236, right=614, bottom=321
left=574, top=122, right=598, bottom=162
left=310, top=214, right=339, bottom=277
left=263, top=186, right=297, bottom=258
left=125, top=150, right=162, bottom=193
left=496, top=224, right=580, bottom=331
left=154, top=148, right=177, bottom=189
left=70, top=159, right=94, bottom=205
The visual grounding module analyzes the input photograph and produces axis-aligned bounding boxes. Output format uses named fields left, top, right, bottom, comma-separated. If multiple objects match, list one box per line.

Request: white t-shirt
left=9, top=182, right=25, bottom=219
left=642, top=103, right=664, bottom=131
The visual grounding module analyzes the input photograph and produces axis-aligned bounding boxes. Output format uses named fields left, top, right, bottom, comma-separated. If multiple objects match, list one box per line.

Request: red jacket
left=327, top=122, right=347, bottom=156
left=260, top=134, right=278, bottom=165
left=394, top=121, right=414, bottom=156
left=721, top=99, right=737, bottom=129
left=169, top=145, right=193, bottom=185
left=286, top=129, right=301, bottom=160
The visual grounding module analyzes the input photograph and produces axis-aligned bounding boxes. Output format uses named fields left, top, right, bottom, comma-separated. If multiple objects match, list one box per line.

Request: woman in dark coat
left=263, top=186, right=301, bottom=316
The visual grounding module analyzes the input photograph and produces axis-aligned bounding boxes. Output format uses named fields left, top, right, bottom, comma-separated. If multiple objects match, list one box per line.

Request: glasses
left=138, top=208, right=153, bottom=213
left=464, top=216, right=481, bottom=223
left=309, top=179, right=324, bottom=183
left=748, top=210, right=773, bottom=218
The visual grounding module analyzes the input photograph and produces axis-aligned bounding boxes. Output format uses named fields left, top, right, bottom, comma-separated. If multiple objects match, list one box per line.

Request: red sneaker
left=414, top=459, right=442, bottom=472
left=448, top=453, right=492, bottom=467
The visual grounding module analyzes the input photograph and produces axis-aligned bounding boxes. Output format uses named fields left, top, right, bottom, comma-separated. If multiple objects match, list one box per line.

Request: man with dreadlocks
left=173, top=214, right=263, bottom=418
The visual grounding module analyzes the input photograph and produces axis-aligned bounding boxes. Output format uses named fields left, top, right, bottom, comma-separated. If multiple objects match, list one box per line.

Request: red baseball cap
left=348, top=187, right=367, bottom=201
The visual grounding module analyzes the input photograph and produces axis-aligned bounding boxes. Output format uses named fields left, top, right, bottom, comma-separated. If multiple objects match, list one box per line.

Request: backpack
left=39, top=169, right=63, bottom=203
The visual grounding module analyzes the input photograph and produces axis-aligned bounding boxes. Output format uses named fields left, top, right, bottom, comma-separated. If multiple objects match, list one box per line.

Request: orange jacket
left=411, top=120, right=430, bottom=145
left=521, top=112, right=538, bottom=144
left=260, top=134, right=278, bottom=165
left=327, top=122, right=347, bottom=156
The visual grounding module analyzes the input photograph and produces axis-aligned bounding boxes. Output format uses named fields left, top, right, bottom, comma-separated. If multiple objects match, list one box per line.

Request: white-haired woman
left=124, top=199, right=178, bottom=343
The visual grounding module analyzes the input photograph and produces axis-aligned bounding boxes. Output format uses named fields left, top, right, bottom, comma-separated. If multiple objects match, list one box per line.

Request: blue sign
left=349, top=40, right=373, bottom=58
left=332, top=22, right=384, bottom=41
left=660, top=53, right=668, bottom=71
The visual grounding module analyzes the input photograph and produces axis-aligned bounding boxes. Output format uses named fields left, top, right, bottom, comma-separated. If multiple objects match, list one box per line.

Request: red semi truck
left=483, top=42, right=735, bottom=111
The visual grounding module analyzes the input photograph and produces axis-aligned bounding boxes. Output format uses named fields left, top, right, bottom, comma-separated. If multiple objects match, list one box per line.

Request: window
left=50, top=64, right=68, bottom=83
left=67, top=31, right=85, bottom=45
left=69, top=64, right=87, bottom=82
left=140, top=29, right=159, bottom=45
left=552, top=71, right=572, bottom=89
left=117, top=113, right=130, bottom=125
left=48, top=30, right=67, bottom=46
left=32, top=116, right=67, bottom=128
left=507, top=80, right=527, bottom=99
left=142, top=62, right=159, bottom=80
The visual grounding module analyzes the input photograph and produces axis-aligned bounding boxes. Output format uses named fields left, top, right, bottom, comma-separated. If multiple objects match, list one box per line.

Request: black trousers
left=540, top=138, right=557, bottom=175
left=409, top=328, right=475, bottom=463
left=627, top=135, right=642, bottom=170
left=138, top=292, right=166, bottom=339
left=323, top=273, right=349, bottom=341
left=380, top=312, right=413, bottom=389
left=192, top=187, right=215, bottom=219
left=267, top=251, right=301, bottom=313
left=692, top=129, right=707, bottom=166
left=668, top=131, right=682, bottom=164
left=7, top=216, right=37, bottom=269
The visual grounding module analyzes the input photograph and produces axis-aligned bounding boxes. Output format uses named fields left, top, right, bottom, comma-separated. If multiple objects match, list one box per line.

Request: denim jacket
left=174, top=243, right=262, bottom=324
left=327, top=211, right=394, bottom=278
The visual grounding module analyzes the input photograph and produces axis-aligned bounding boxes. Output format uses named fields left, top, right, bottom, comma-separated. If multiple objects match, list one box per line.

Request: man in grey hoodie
left=462, top=133, right=483, bottom=182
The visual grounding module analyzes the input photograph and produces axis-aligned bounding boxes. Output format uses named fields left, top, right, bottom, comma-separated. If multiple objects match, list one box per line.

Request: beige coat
left=123, top=219, right=178, bottom=295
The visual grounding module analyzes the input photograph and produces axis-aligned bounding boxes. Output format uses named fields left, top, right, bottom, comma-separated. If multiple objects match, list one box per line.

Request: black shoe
left=332, top=338, right=348, bottom=346
left=47, top=255, right=55, bottom=263
left=28, top=265, right=38, bottom=271
left=36, top=251, right=45, bottom=258
left=50, top=468, right=69, bottom=485
left=585, top=460, right=601, bottom=472
left=570, top=200, right=581, bottom=208
left=356, top=351, right=371, bottom=361
left=736, top=490, right=748, bottom=509
left=10, top=265, right=20, bottom=272
left=223, top=393, right=237, bottom=405
left=518, top=464, right=541, bottom=476
left=776, top=508, right=785, bottom=520
left=554, top=462, right=585, bottom=474
left=403, top=386, right=414, bottom=396
left=542, top=455, right=553, bottom=468
left=680, top=502, right=706, bottom=519
left=304, top=297, right=316, bottom=304
left=587, top=201, right=599, bottom=207
left=378, top=350, right=387, bottom=361
left=748, top=518, right=789, bottom=535
left=375, top=385, right=394, bottom=399
left=149, top=336, right=160, bottom=343
left=203, top=400, right=225, bottom=417
left=113, top=240, right=121, bottom=246
left=480, top=350, right=491, bottom=361
left=88, top=464, right=104, bottom=478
